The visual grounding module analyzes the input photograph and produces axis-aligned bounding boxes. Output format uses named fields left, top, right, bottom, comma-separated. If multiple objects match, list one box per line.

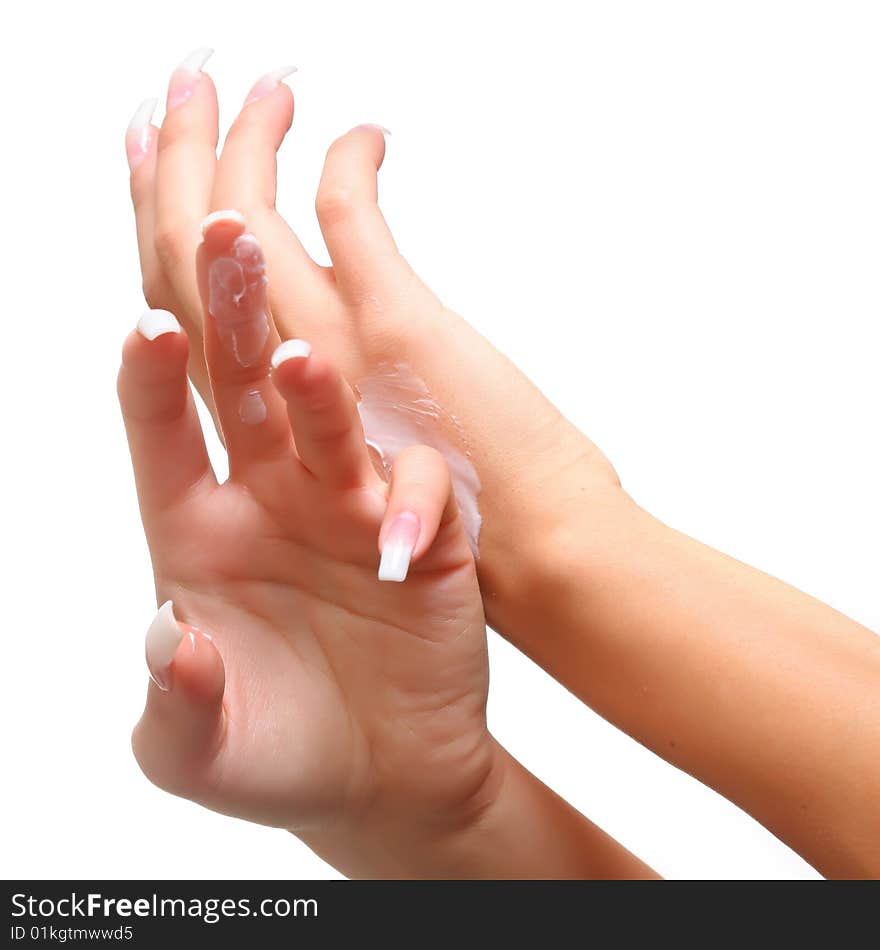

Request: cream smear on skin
left=356, top=364, right=482, bottom=554
left=207, top=231, right=270, bottom=367
left=239, top=389, right=268, bottom=425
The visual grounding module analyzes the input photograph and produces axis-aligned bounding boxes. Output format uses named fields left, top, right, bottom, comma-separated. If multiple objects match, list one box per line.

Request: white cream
left=239, top=389, right=268, bottom=425
left=206, top=233, right=270, bottom=366
left=355, top=364, right=482, bottom=553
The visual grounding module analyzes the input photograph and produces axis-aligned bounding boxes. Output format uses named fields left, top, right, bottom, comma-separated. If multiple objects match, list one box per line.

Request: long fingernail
left=137, top=309, right=180, bottom=341
left=378, top=512, right=420, bottom=583
left=245, top=65, right=298, bottom=106
left=271, top=339, right=312, bottom=368
left=125, top=97, right=158, bottom=171
left=167, top=47, right=213, bottom=111
left=203, top=219, right=270, bottom=366
left=145, top=601, right=182, bottom=691
left=353, top=123, right=392, bottom=136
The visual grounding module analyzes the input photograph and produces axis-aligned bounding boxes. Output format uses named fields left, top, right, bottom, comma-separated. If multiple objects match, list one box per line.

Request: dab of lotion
left=239, top=389, right=267, bottom=425
left=355, top=364, right=482, bottom=553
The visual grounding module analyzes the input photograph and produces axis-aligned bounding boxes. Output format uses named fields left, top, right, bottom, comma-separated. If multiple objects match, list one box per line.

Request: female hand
left=119, top=213, right=495, bottom=875
left=125, top=51, right=621, bottom=616
left=119, top=212, right=657, bottom=880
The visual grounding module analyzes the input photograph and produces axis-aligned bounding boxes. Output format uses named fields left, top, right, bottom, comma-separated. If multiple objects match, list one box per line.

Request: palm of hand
left=137, top=412, right=489, bottom=833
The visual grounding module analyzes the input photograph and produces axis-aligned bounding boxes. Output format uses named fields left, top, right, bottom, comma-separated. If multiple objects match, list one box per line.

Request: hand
left=125, top=53, right=621, bottom=619
left=118, top=214, right=495, bottom=872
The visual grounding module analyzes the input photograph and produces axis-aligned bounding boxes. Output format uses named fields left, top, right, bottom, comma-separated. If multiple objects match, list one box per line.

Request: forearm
left=489, top=487, right=880, bottom=878
left=297, top=741, right=658, bottom=879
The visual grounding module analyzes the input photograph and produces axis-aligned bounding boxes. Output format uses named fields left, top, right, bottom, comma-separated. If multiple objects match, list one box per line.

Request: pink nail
left=125, top=98, right=158, bottom=171
left=353, top=123, right=392, bottom=136
left=244, top=65, right=298, bottom=106
left=378, top=512, right=420, bottom=583
left=166, top=47, right=213, bottom=112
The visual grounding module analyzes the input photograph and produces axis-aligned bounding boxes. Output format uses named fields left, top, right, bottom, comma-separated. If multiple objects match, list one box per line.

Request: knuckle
left=223, top=110, right=260, bottom=146
left=155, top=112, right=198, bottom=155
left=140, top=273, right=166, bottom=307
left=315, top=183, right=356, bottom=226
left=154, top=223, right=194, bottom=271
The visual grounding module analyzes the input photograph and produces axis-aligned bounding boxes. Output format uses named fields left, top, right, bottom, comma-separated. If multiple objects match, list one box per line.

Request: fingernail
left=206, top=231, right=270, bottom=366
left=245, top=65, right=298, bottom=105
left=125, top=97, right=158, bottom=171
left=145, top=601, right=182, bottom=691
left=167, top=46, right=213, bottom=111
left=354, top=123, right=392, bottom=136
left=271, top=339, right=312, bottom=368
left=200, top=209, right=246, bottom=236
left=137, top=309, right=181, bottom=341
left=378, top=512, right=420, bottom=583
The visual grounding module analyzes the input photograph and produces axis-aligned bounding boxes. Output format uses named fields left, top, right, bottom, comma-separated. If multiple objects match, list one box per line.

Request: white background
left=1, top=1, right=877, bottom=880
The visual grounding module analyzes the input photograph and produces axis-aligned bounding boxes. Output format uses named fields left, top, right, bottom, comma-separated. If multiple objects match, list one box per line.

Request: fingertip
left=246, top=77, right=295, bottom=121
left=134, top=611, right=226, bottom=791
left=121, top=312, right=189, bottom=378
left=381, top=445, right=454, bottom=565
left=349, top=123, right=389, bottom=166
left=137, top=308, right=181, bottom=341
left=200, top=208, right=247, bottom=244
left=168, top=627, right=226, bottom=708
left=270, top=339, right=315, bottom=389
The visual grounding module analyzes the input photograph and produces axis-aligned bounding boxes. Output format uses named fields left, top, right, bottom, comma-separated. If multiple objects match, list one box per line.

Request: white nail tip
left=200, top=209, right=246, bottom=235
left=271, top=339, right=312, bottom=368
left=378, top=540, right=414, bottom=583
left=145, top=600, right=182, bottom=691
left=128, top=97, right=158, bottom=132
left=178, top=47, right=214, bottom=75
left=265, top=65, right=298, bottom=83
left=137, top=309, right=181, bottom=341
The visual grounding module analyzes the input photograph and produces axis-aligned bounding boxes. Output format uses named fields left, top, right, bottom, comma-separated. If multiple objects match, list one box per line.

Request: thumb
left=132, top=601, right=226, bottom=796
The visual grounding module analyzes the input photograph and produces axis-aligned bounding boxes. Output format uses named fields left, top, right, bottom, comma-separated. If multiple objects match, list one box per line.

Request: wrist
left=295, top=735, right=656, bottom=879
left=480, top=446, right=638, bottom=644
left=292, top=737, right=511, bottom=879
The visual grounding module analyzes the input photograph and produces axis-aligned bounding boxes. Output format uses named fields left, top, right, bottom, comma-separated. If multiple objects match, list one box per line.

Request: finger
left=132, top=601, right=226, bottom=797
left=378, top=445, right=463, bottom=582
left=214, top=66, right=296, bottom=213
left=126, top=96, right=159, bottom=214
left=154, top=49, right=218, bottom=348
left=118, top=310, right=216, bottom=514
left=212, top=67, right=327, bottom=303
left=270, top=340, right=374, bottom=489
left=126, top=97, right=167, bottom=309
left=197, top=212, right=293, bottom=469
left=126, top=93, right=216, bottom=426
left=316, top=124, right=409, bottom=303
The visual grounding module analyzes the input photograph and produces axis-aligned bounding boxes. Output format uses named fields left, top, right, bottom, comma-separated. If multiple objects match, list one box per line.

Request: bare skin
left=126, top=54, right=880, bottom=878
left=119, top=213, right=655, bottom=879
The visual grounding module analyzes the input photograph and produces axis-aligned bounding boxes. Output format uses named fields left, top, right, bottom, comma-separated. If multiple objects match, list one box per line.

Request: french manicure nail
left=137, top=309, right=181, bottom=341
left=271, top=339, right=312, bottom=368
left=145, top=601, right=182, bottom=691
left=354, top=123, right=392, bottom=136
left=125, top=97, right=158, bottom=171
left=378, top=511, right=420, bottom=583
left=167, top=46, right=214, bottom=111
left=245, top=65, right=298, bottom=105
left=200, top=209, right=246, bottom=236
